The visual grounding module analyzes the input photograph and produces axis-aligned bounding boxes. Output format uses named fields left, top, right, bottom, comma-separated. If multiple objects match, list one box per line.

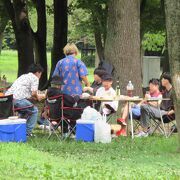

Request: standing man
left=53, top=43, right=90, bottom=96
left=6, top=64, right=45, bottom=136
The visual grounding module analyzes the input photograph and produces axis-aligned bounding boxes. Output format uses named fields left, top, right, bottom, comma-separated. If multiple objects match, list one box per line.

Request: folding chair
left=150, top=113, right=176, bottom=138
left=46, top=94, right=83, bottom=140
left=0, top=94, right=14, bottom=119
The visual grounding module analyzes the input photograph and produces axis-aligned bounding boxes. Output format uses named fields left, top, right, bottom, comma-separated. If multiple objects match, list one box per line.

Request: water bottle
left=115, top=80, right=121, bottom=96
left=127, top=81, right=134, bottom=97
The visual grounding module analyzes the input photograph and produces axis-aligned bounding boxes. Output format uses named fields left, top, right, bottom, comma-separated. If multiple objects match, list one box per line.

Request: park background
left=0, top=0, right=180, bottom=179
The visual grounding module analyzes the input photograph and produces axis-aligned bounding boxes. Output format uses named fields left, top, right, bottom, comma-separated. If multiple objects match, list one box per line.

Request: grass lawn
left=0, top=50, right=94, bottom=84
left=1, top=50, right=180, bottom=179
left=0, top=133, right=180, bottom=179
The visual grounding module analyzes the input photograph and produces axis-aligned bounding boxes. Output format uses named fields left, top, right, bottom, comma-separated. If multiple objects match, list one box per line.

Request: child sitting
left=95, top=74, right=118, bottom=115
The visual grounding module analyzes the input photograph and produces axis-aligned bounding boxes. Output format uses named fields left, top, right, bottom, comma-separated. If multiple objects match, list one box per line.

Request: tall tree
left=164, top=0, right=180, bottom=152
left=104, top=0, right=142, bottom=95
left=32, top=0, right=47, bottom=89
left=4, top=0, right=34, bottom=76
left=0, top=1, right=9, bottom=54
left=51, top=0, right=68, bottom=76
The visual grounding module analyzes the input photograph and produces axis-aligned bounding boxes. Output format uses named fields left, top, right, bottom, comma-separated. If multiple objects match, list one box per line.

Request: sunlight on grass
left=0, top=50, right=94, bottom=83
left=0, top=134, right=180, bottom=179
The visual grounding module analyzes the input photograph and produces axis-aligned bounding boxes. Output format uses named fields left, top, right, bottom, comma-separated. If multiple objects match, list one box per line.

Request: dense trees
left=4, top=0, right=34, bottom=76
left=2, top=0, right=68, bottom=88
left=164, top=0, right=180, bottom=152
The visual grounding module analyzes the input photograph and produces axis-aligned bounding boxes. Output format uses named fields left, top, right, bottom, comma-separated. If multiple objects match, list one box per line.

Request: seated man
left=138, top=72, right=175, bottom=137
left=95, top=74, right=118, bottom=115
left=116, top=78, right=162, bottom=136
left=5, top=64, right=45, bottom=137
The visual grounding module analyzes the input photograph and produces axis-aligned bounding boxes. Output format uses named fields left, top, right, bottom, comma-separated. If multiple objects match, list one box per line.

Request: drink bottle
left=127, top=81, right=134, bottom=97
left=115, top=80, right=121, bottom=96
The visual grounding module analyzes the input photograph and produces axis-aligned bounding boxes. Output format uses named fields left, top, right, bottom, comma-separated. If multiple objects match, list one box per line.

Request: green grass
left=0, top=133, right=180, bottom=179
left=1, top=50, right=180, bottom=179
left=0, top=50, right=94, bottom=83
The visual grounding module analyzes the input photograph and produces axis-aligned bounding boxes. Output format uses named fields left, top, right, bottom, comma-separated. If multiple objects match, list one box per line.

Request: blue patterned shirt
left=53, top=55, right=88, bottom=96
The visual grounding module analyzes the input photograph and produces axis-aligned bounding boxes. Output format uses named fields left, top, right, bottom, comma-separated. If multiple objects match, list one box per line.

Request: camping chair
left=0, top=94, right=14, bottom=119
left=46, top=94, right=83, bottom=140
left=0, top=94, right=33, bottom=120
left=150, top=113, right=176, bottom=138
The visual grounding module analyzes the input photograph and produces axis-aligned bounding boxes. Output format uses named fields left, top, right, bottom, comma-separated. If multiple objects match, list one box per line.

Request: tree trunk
left=165, top=0, right=180, bottom=152
left=33, top=0, right=47, bottom=89
left=51, top=0, right=68, bottom=77
left=104, top=0, right=142, bottom=96
left=94, top=29, right=104, bottom=61
left=4, top=0, right=34, bottom=76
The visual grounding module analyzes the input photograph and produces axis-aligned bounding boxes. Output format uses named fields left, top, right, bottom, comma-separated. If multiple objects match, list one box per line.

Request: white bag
left=81, top=106, right=102, bottom=121
left=94, top=114, right=111, bottom=143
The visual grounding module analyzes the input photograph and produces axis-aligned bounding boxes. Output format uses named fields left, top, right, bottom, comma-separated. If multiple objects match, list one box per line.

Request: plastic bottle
left=127, top=81, right=134, bottom=97
left=115, top=80, right=121, bottom=96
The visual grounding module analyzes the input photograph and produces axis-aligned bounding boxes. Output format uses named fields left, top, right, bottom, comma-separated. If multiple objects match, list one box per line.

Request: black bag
left=0, top=94, right=13, bottom=119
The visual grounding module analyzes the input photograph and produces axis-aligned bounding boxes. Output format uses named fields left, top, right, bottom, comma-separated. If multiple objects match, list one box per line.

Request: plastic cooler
left=76, top=120, right=95, bottom=142
left=0, top=119, right=26, bottom=142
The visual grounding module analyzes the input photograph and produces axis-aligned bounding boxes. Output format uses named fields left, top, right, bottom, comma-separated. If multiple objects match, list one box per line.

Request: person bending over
left=5, top=64, right=45, bottom=137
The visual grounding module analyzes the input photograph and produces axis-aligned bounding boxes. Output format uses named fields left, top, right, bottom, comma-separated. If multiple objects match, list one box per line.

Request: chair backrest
left=98, top=60, right=114, bottom=75
left=0, top=94, right=13, bottom=119
left=46, top=95, right=63, bottom=120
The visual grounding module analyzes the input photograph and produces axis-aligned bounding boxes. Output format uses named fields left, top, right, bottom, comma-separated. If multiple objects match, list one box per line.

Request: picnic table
left=83, top=95, right=170, bottom=139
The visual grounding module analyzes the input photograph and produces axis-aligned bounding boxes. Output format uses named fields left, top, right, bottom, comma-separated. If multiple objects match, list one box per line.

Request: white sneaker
left=111, top=134, right=117, bottom=138
left=135, top=131, right=148, bottom=137
left=39, top=125, right=50, bottom=130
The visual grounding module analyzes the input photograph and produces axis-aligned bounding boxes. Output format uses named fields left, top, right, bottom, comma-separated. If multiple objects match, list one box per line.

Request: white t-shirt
left=6, top=73, right=39, bottom=100
left=96, top=87, right=118, bottom=115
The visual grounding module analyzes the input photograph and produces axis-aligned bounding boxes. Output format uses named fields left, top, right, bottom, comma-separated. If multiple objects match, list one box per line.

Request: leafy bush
left=142, top=32, right=166, bottom=54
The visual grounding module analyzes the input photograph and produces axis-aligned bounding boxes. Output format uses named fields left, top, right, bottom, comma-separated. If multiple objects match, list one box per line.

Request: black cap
left=101, top=74, right=113, bottom=81
left=51, top=76, right=65, bottom=85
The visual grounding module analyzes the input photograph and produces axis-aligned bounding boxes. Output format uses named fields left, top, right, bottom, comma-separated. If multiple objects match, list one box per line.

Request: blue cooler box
left=0, top=119, right=26, bottom=142
left=76, top=120, right=95, bottom=142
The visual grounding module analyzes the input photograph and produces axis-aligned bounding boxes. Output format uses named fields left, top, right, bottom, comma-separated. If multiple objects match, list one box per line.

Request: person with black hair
left=95, top=74, right=118, bottom=115
left=136, top=73, right=175, bottom=137
left=83, top=67, right=108, bottom=95
left=116, top=78, right=162, bottom=137
left=40, top=76, right=84, bottom=137
left=5, top=64, right=45, bottom=137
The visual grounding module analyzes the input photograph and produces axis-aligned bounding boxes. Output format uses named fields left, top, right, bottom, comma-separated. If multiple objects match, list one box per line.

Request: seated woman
left=116, top=78, right=162, bottom=136
left=95, top=74, right=118, bottom=115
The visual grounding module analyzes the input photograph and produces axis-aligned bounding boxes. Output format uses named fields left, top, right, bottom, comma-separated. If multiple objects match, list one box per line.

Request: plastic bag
left=81, top=106, right=102, bottom=121
left=94, top=114, right=111, bottom=143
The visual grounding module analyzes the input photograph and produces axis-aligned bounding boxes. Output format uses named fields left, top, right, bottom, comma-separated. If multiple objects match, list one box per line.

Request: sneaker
left=62, top=133, right=68, bottom=139
left=39, top=125, right=50, bottom=130
left=70, top=134, right=76, bottom=139
left=27, top=132, right=36, bottom=137
left=135, top=131, right=148, bottom=137
left=111, top=134, right=118, bottom=138
left=116, top=129, right=127, bottom=136
left=117, top=118, right=127, bottom=126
